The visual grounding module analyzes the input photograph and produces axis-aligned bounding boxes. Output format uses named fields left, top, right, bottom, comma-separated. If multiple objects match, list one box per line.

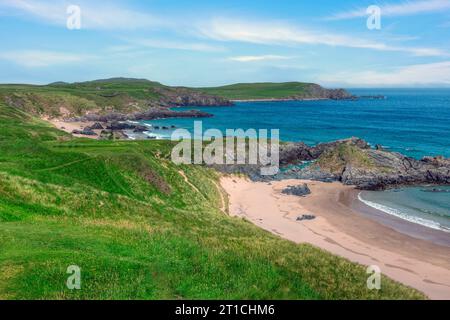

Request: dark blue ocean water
left=145, top=88, right=450, bottom=159
left=141, top=88, right=450, bottom=234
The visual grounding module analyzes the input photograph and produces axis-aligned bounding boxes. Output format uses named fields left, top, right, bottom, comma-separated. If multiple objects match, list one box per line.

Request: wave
left=357, top=192, right=450, bottom=233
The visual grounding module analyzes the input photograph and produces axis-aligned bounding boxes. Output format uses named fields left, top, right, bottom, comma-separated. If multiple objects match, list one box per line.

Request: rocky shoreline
left=213, top=137, right=450, bottom=191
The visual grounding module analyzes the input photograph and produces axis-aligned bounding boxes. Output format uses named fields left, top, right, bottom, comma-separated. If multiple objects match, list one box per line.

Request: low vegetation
left=315, top=143, right=375, bottom=174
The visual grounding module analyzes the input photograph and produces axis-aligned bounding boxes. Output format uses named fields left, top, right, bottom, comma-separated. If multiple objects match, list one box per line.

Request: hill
left=0, top=102, right=424, bottom=299
left=199, top=82, right=354, bottom=100
left=0, top=79, right=353, bottom=120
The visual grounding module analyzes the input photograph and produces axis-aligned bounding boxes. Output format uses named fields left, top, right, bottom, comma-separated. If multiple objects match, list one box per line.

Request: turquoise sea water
left=142, top=88, right=450, bottom=233
left=145, top=88, right=450, bottom=159
left=359, top=186, right=450, bottom=233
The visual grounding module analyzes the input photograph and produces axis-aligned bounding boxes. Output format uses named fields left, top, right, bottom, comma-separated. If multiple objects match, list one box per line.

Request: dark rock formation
left=67, top=108, right=213, bottom=123
left=72, top=128, right=97, bottom=136
left=296, top=214, right=316, bottom=221
left=154, top=87, right=233, bottom=107
left=212, top=137, right=450, bottom=190
left=106, top=121, right=135, bottom=130
left=282, top=184, right=311, bottom=197
left=133, top=125, right=148, bottom=132
left=90, top=122, right=104, bottom=130
left=280, top=137, right=370, bottom=165
left=283, top=139, right=450, bottom=190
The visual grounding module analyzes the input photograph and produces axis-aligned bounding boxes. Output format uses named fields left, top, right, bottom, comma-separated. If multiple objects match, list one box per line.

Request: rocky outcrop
left=90, top=122, right=104, bottom=130
left=213, top=137, right=450, bottom=190
left=284, top=140, right=450, bottom=190
left=282, top=184, right=311, bottom=197
left=72, top=128, right=97, bottom=136
left=67, top=108, right=213, bottom=122
left=279, top=137, right=370, bottom=165
left=154, top=87, right=233, bottom=107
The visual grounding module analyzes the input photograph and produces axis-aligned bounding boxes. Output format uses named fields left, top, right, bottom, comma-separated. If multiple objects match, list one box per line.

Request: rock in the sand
left=90, top=122, right=104, bottom=130
left=72, top=128, right=97, bottom=136
left=296, top=214, right=316, bottom=221
left=282, top=184, right=311, bottom=197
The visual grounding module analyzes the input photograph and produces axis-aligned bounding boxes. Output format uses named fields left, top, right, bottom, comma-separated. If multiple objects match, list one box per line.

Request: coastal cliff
left=199, top=82, right=355, bottom=101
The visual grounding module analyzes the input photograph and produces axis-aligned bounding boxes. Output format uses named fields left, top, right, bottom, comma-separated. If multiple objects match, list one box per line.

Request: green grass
left=0, top=79, right=166, bottom=117
left=315, top=143, right=375, bottom=174
left=199, top=82, right=313, bottom=100
left=0, top=103, right=425, bottom=300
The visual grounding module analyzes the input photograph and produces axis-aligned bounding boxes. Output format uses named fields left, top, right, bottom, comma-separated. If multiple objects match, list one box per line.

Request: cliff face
left=303, top=84, right=355, bottom=100
left=154, top=87, right=233, bottom=107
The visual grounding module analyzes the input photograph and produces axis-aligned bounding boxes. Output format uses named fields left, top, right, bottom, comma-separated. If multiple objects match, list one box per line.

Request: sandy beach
left=45, top=118, right=103, bottom=139
left=221, top=176, right=450, bottom=299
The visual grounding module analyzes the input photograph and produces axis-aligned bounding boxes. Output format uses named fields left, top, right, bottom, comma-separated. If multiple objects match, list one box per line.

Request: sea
left=138, top=88, right=450, bottom=234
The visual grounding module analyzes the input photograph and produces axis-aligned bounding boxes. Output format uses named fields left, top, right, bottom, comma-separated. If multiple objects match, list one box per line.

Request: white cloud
left=228, top=55, right=291, bottom=62
left=320, top=61, right=450, bottom=86
left=328, top=0, right=450, bottom=20
left=128, top=38, right=226, bottom=52
left=0, top=0, right=166, bottom=30
left=0, top=50, right=89, bottom=67
left=197, top=18, right=447, bottom=57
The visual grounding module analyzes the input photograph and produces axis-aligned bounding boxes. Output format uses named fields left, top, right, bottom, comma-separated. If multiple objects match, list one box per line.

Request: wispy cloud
left=197, top=18, right=447, bottom=57
left=0, top=50, right=90, bottom=67
left=327, top=0, right=450, bottom=20
left=128, top=38, right=226, bottom=52
left=228, top=55, right=291, bottom=62
left=321, top=61, right=450, bottom=86
left=0, top=0, right=167, bottom=29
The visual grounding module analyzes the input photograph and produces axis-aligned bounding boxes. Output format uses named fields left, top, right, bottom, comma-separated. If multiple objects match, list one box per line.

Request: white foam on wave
left=358, top=192, right=450, bottom=233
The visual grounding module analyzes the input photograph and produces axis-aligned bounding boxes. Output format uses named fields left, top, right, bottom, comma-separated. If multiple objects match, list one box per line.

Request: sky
left=0, top=0, right=450, bottom=87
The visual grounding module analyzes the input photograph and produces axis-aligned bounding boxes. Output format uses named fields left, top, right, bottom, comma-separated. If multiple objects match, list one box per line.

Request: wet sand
left=221, top=176, right=450, bottom=299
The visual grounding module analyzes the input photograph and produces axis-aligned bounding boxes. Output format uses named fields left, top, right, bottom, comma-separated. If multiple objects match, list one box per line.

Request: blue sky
left=1, top=0, right=450, bottom=87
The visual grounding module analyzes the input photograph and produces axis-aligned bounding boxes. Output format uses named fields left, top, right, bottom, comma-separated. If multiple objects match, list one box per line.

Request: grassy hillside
left=199, top=82, right=312, bottom=100
left=0, top=103, right=425, bottom=299
left=0, top=78, right=166, bottom=118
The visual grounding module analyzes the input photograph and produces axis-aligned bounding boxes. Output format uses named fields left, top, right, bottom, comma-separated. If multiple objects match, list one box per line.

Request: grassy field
left=199, top=82, right=313, bottom=100
left=0, top=103, right=425, bottom=300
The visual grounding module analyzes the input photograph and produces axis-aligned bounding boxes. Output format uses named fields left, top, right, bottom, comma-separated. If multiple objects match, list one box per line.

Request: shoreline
left=231, top=98, right=329, bottom=102
left=221, top=176, right=450, bottom=299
